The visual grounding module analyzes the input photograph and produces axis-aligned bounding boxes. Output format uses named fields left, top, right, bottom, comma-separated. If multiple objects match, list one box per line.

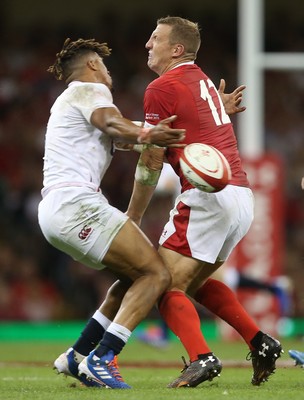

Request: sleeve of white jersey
left=76, top=83, right=118, bottom=124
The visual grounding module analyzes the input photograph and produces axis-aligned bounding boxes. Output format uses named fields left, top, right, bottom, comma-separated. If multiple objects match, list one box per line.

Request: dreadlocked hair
left=47, top=38, right=112, bottom=81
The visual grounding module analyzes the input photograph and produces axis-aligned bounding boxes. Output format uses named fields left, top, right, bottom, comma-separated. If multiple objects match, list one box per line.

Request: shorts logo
left=161, top=229, right=167, bottom=238
left=78, top=225, right=92, bottom=240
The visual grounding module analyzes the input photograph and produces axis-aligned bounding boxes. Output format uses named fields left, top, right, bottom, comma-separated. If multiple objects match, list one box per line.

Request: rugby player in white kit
left=38, top=37, right=185, bottom=389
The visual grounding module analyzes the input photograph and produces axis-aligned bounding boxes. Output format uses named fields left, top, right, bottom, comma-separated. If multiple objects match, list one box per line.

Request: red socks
left=158, top=291, right=211, bottom=361
left=158, top=279, right=261, bottom=361
left=195, top=278, right=259, bottom=350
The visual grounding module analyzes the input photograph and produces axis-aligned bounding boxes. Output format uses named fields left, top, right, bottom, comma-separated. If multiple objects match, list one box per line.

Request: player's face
left=95, top=55, right=112, bottom=89
left=146, top=24, right=175, bottom=75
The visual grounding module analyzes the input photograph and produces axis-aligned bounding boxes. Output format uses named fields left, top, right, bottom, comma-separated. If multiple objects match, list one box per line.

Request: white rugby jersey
left=42, top=81, right=116, bottom=191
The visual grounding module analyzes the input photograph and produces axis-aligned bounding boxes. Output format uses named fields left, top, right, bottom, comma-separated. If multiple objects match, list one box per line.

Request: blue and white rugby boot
left=78, top=350, right=131, bottom=389
left=289, top=350, right=304, bottom=367
left=53, top=348, right=100, bottom=387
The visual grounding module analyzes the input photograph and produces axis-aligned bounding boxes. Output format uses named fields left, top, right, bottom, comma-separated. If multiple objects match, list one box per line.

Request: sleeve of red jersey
left=144, top=82, right=176, bottom=126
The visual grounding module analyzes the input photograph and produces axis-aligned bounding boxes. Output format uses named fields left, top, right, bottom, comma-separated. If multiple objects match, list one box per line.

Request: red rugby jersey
left=144, top=63, right=249, bottom=192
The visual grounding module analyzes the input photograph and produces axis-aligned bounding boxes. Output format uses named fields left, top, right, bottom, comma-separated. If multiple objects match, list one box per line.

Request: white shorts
left=38, top=186, right=128, bottom=270
left=159, top=185, right=254, bottom=263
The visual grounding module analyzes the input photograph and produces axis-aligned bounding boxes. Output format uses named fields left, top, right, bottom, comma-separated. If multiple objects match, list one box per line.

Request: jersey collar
left=171, top=61, right=195, bottom=71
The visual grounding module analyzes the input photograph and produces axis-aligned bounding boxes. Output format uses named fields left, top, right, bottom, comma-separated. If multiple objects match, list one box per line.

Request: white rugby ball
left=180, top=143, right=231, bottom=192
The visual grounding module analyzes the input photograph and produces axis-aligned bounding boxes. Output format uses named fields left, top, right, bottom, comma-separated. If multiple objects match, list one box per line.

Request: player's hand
left=218, top=79, right=246, bottom=115
left=301, top=177, right=304, bottom=190
left=149, top=115, right=185, bottom=147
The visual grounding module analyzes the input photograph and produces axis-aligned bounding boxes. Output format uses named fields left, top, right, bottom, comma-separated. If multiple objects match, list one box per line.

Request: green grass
left=0, top=338, right=303, bottom=400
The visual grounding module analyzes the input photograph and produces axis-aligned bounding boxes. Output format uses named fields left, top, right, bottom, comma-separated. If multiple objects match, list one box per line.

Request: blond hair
left=157, top=16, right=201, bottom=59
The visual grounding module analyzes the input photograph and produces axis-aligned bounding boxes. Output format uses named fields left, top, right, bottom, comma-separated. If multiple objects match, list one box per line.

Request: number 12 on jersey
left=200, top=79, right=230, bottom=126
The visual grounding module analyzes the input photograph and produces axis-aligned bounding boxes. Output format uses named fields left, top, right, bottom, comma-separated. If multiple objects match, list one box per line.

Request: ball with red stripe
left=180, top=143, right=231, bottom=192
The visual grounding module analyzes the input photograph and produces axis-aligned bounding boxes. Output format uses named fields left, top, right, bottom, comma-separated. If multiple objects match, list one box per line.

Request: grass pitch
left=0, top=338, right=303, bottom=400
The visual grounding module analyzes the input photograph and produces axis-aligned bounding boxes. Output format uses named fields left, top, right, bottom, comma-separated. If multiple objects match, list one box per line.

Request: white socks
left=107, top=322, right=131, bottom=343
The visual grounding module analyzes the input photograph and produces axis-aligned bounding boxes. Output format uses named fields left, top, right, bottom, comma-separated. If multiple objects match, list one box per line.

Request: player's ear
left=87, top=58, right=98, bottom=71
left=173, top=44, right=184, bottom=57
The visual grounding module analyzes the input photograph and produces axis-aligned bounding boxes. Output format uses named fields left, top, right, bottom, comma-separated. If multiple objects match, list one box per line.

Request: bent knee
left=157, top=264, right=172, bottom=292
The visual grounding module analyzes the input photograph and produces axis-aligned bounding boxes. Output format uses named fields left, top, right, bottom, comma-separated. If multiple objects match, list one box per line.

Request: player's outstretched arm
left=91, top=107, right=185, bottom=146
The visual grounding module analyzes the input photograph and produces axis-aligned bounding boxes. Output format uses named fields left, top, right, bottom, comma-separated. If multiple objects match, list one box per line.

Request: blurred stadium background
left=0, top=0, right=303, bottom=341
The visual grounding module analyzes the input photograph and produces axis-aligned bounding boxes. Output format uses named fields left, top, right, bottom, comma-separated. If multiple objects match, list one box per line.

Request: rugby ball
left=180, top=143, right=231, bottom=192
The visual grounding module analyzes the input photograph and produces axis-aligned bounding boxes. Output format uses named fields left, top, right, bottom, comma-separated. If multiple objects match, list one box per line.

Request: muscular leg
left=158, top=246, right=261, bottom=360
left=103, top=219, right=171, bottom=331
left=90, top=219, right=170, bottom=359
left=72, top=280, right=130, bottom=356
left=75, top=220, right=171, bottom=388
left=194, top=278, right=260, bottom=350
left=99, top=279, right=131, bottom=320
left=158, top=246, right=219, bottom=361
